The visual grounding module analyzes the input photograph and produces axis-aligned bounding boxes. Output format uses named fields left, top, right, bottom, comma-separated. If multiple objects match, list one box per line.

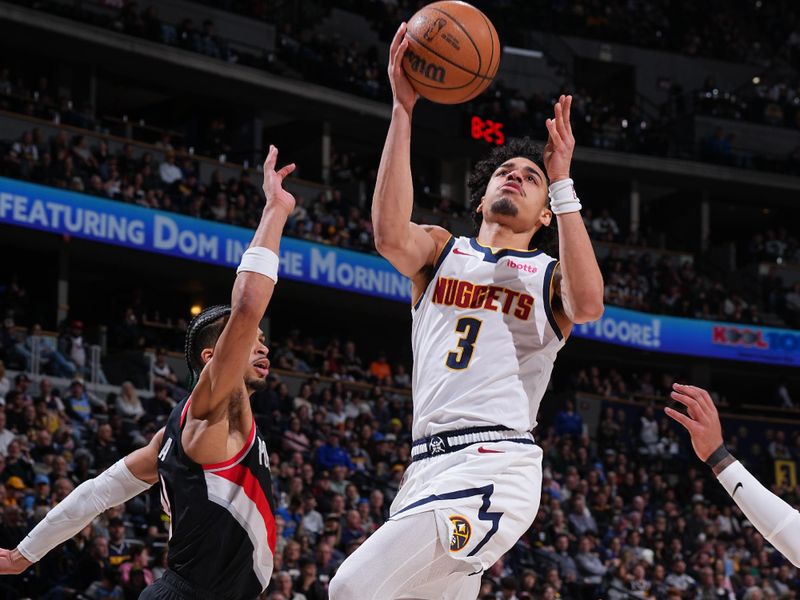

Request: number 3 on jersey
left=446, top=317, right=483, bottom=370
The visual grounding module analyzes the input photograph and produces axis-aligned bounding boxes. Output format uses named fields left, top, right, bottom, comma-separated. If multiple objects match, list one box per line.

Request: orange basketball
left=402, top=1, right=501, bottom=105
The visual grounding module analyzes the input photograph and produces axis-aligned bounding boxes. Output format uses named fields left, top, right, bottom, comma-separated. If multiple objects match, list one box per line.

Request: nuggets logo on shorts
left=449, top=515, right=471, bottom=552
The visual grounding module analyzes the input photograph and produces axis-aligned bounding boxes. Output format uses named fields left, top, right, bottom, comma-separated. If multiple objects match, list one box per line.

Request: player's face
left=477, top=157, right=551, bottom=234
left=245, top=328, right=270, bottom=391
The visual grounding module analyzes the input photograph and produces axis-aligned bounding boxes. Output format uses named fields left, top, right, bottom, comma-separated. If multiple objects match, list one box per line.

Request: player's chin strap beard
left=490, top=197, right=518, bottom=217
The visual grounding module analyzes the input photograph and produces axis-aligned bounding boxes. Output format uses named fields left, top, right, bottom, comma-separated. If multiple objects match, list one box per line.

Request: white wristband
left=237, top=247, right=279, bottom=283
left=548, top=178, right=582, bottom=215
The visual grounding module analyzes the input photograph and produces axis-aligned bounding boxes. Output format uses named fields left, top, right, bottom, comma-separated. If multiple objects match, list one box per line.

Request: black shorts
left=139, top=570, right=219, bottom=600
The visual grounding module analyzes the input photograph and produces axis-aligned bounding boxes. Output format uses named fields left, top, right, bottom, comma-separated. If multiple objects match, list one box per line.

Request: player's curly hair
left=467, top=137, right=558, bottom=255
left=184, top=305, right=231, bottom=384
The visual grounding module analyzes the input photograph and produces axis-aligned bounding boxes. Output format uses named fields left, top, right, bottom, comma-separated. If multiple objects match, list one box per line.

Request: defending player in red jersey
left=0, top=145, right=295, bottom=600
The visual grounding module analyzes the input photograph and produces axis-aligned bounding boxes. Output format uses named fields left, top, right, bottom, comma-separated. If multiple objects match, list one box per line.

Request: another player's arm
left=666, top=383, right=800, bottom=567
left=544, top=95, right=604, bottom=325
left=190, top=146, right=293, bottom=424
left=372, top=22, right=448, bottom=279
left=0, top=429, right=164, bottom=575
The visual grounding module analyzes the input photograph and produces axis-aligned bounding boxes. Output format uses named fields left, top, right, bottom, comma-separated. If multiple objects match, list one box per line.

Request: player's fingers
left=696, top=386, right=717, bottom=414
left=390, top=22, right=406, bottom=60
left=263, top=145, right=277, bottom=172
left=554, top=101, right=570, bottom=141
left=276, top=163, right=296, bottom=180
left=395, top=38, right=409, bottom=69
left=563, top=95, right=573, bottom=137
left=670, top=391, right=705, bottom=420
left=546, top=118, right=563, bottom=148
left=672, top=384, right=708, bottom=414
left=664, top=406, right=695, bottom=432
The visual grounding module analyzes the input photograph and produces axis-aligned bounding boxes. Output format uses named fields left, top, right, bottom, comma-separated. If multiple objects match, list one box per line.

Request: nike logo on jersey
left=477, top=446, right=505, bottom=454
left=452, top=248, right=476, bottom=257
left=733, top=482, right=743, bottom=498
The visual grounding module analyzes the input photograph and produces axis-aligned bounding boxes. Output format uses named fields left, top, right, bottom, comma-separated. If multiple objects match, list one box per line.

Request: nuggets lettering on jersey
left=412, top=237, right=565, bottom=438
left=432, top=277, right=534, bottom=320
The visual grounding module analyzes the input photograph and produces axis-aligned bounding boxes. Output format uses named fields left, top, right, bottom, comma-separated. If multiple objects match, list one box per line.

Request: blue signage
left=2, top=178, right=797, bottom=367
left=0, top=177, right=411, bottom=302
left=573, top=305, right=800, bottom=367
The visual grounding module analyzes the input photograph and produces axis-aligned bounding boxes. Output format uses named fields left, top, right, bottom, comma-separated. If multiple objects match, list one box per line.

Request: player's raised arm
left=0, top=429, right=163, bottom=574
left=189, top=146, right=294, bottom=422
left=666, top=383, right=800, bottom=567
left=544, top=95, right=604, bottom=324
left=372, top=23, right=447, bottom=279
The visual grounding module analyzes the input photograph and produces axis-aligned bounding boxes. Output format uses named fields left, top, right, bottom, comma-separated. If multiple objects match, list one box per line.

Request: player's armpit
left=377, top=223, right=449, bottom=279
left=124, top=428, right=164, bottom=485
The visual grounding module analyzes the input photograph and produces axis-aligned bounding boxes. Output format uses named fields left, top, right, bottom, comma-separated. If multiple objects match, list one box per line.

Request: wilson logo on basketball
left=405, top=48, right=446, bottom=84
left=423, top=18, right=447, bottom=41
left=449, top=515, right=471, bottom=552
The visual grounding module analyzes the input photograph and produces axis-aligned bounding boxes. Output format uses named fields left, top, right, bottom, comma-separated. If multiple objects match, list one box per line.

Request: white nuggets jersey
left=411, top=236, right=565, bottom=438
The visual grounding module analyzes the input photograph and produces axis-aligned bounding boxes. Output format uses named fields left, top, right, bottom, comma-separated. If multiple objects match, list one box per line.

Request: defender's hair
left=467, top=137, right=557, bottom=254
left=184, top=305, right=232, bottom=382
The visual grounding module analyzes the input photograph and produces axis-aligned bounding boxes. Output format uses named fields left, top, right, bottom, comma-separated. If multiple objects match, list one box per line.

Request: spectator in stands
left=0, top=412, right=14, bottom=456
left=368, top=352, right=391, bottom=385
left=93, top=423, right=120, bottom=470
left=158, top=149, right=182, bottom=185
left=144, top=383, right=175, bottom=419
left=592, top=209, right=621, bottom=242
left=665, top=559, right=696, bottom=594
left=555, top=399, right=583, bottom=437
left=106, top=517, right=132, bottom=568
left=8, top=131, right=39, bottom=178
left=64, top=379, right=104, bottom=425
left=115, top=381, right=145, bottom=421
left=316, top=431, right=354, bottom=471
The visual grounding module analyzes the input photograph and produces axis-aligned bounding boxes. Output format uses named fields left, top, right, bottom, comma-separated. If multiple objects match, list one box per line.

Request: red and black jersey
left=157, top=397, right=276, bottom=600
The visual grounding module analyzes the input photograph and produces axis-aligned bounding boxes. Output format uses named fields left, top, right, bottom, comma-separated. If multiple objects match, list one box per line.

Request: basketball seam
left=454, top=8, right=500, bottom=102
left=455, top=8, right=498, bottom=103
left=404, top=69, right=486, bottom=92
left=405, top=31, right=493, bottom=82
left=428, top=5, right=483, bottom=76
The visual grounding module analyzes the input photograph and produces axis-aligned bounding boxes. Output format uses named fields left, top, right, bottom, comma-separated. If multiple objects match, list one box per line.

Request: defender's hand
left=665, top=383, right=724, bottom=462
left=262, top=145, right=296, bottom=214
left=543, top=95, right=575, bottom=183
left=0, top=548, right=32, bottom=575
left=388, top=23, right=418, bottom=116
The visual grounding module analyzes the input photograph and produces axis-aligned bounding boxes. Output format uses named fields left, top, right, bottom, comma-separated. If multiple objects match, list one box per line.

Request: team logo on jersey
left=429, top=436, right=446, bottom=455
left=449, top=515, right=471, bottom=552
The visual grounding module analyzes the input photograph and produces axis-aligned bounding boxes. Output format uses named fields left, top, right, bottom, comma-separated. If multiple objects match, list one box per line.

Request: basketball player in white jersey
left=329, top=24, right=604, bottom=599
left=667, top=383, right=800, bottom=567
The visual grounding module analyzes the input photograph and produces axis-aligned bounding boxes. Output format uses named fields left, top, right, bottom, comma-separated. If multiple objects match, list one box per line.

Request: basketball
left=402, top=1, right=500, bottom=104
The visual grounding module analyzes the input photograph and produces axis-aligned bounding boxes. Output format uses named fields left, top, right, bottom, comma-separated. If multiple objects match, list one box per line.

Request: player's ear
left=476, top=197, right=485, bottom=214
left=200, top=347, right=214, bottom=366
left=539, top=207, right=553, bottom=227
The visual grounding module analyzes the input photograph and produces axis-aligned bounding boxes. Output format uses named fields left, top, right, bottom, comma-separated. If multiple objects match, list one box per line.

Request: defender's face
left=478, top=157, right=551, bottom=234
left=246, top=329, right=270, bottom=391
